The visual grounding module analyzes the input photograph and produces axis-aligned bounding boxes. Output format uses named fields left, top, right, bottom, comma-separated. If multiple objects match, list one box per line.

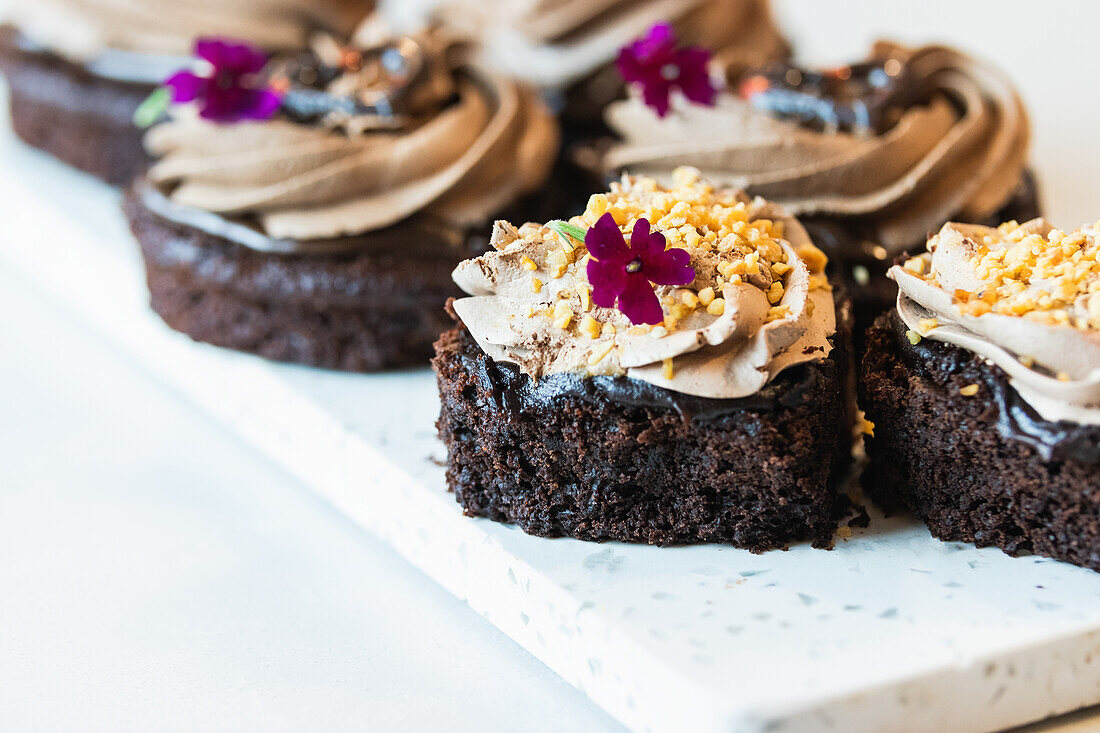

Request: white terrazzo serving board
left=2, top=123, right=1100, bottom=733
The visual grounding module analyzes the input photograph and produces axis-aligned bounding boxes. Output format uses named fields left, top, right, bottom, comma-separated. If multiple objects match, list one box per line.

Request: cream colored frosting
left=429, top=0, right=788, bottom=90
left=892, top=220, right=1100, bottom=425
left=8, top=0, right=368, bottom=60
left=604, top=42, right=1030, bottom=255
left=144, top=33, right=559, bottom=241
left=451, top=169, right=836, bottom=400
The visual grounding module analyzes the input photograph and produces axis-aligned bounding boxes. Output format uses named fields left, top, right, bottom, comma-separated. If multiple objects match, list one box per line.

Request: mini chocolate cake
left=124, top=31, right=559, bottom=371
left=0, top=25, right=151, bottom=185
left=435, top=170, right=853, bottom=549
left=600, top=41, right=1041, bottom=338
left=0, top=2, right=367, bottom=185
left=861, top=220, right=1100, bottom=571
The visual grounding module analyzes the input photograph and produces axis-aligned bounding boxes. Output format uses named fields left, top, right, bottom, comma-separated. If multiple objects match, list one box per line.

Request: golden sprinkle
left=1057, top=371, right=1072, bottom=382
left=650, top=325, right=668, bottom=338
left=662, top=357, right=675, bottom=380
left=707, top=298, right=726, bottom=316
left=767, top=282, right=785, bottom=305
left=860, top=419, right=875, bottom=437
left=918, top=318, right=939, bottom=334
left=697, top=287, right=716, bottom=306
left=959, top=383, right=980, bottom=397
left=905, top=329, right=922, bottom=345
left=903, top=257, right=925, bottom=275
left=531, top=277, right=543, bottom=293
left=521, top=256, right=537, bottom=271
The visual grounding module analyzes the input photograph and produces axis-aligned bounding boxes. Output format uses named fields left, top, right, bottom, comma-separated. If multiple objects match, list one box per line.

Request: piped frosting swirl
left=428, top=0, right=788, bottom=90
left=8, top=0, right=368, bottom=61
left=604, top=42, right=1030, bottom=255
left=452, top=168, right=836, bottom=399
left=892, top=219, right=1100, bottom=425
left=144, top=30, right=559, bottom=243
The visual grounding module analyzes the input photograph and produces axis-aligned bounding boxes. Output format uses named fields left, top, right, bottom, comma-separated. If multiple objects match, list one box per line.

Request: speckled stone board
left=2, top=111, right=1100, bottom=733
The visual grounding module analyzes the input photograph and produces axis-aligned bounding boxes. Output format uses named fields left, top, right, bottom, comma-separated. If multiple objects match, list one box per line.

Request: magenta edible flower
left=615, top=23, right=717, bottom=118
left=165, top=38, right=282, bottom=123
left=586, top=213, right=695, bottom=326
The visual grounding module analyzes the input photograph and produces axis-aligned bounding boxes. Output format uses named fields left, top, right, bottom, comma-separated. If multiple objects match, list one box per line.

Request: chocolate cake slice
left=435, top=170, right=854, bottom=549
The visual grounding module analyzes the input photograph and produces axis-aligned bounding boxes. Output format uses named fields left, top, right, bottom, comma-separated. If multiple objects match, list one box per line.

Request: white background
left=2, top=1, right=1100, bottom=731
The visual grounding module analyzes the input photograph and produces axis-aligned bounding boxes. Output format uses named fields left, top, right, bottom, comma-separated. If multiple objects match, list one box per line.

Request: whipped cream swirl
left=604, top=42, right=1030, bottom=255
left=892, top=220, right=1100, bottom=425
left=452, top=170, right=836, bottom=399
left=144, top=32, right=559, bottom=243
left=428, top=0, right=788, bottom=90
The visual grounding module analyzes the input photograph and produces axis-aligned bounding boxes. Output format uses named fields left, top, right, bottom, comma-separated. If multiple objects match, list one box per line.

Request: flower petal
left=675, top=47, right=718, bottom=107
left=588, top=259, right=627, bottom=308
left=617, top=272, right=664, bottom=325
left=630, top=218, right=667, bottom=259
left=194, top=38, right=229, bottom=66
left=642, top=247, right=696, bottom=286
left=164, top=71, right=204, bottom=103
left=632, top=23, right=676, bottom=62
left=243, top=88, right=283, bottom=120
left=585, top=212, right=630, bottom=263
left=641, top=78, right=673, bottom=118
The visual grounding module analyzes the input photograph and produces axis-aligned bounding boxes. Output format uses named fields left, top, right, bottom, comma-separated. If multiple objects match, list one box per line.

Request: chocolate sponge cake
left=435, top=170, right=854, bottom=549
left=861, top=220, right=1100, bottom=571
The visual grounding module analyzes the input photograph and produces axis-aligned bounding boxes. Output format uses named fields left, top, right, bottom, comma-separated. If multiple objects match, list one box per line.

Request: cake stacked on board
left=0, top=0, right=1094, bottom=575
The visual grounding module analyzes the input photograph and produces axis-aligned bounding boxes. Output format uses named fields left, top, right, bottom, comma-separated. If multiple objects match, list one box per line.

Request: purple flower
left=586, top=213, right=695, bottom=326
left=615, top=23, right=718, bottom=118
left=165, top=38, right=282, bottom=123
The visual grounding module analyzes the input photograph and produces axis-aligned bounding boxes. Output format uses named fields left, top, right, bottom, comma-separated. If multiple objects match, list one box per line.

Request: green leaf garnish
left=548, top=220, right=587, bottom=243
left=133, top=87, right=171, bottom=129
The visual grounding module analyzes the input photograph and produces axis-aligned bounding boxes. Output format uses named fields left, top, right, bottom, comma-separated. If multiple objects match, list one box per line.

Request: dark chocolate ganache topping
left=889, top=312, right=1100, bottom=464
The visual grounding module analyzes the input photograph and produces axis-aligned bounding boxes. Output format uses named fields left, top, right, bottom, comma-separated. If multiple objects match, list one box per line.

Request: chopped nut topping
left=953, top=222, right=1100, bottom=329
left=587, top=341, right=615, bottom=366
left=905, top=329, right=922, bottom=345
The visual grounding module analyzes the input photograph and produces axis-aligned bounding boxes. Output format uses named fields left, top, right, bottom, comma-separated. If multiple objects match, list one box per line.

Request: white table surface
left=2, top=1, right=1100, bottom=731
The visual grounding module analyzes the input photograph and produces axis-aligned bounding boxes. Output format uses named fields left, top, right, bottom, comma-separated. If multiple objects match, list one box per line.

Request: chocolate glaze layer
left=462, top=292, right=853, bottom=423
left=888, top=311, right=1100, bottom=463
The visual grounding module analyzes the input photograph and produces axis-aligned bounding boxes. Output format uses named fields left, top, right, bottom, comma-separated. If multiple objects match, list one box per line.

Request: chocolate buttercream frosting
left=143, top=29, right=559, bottom=245
left=429, top=0, right=788, bottom=90
left=451, top=169, right=837, bottom=400
left=604, top=42, right=1030, bottom=256
left=892, top=220, right=1100, bottom=425
left=7, top=0, right=369, bottom=80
